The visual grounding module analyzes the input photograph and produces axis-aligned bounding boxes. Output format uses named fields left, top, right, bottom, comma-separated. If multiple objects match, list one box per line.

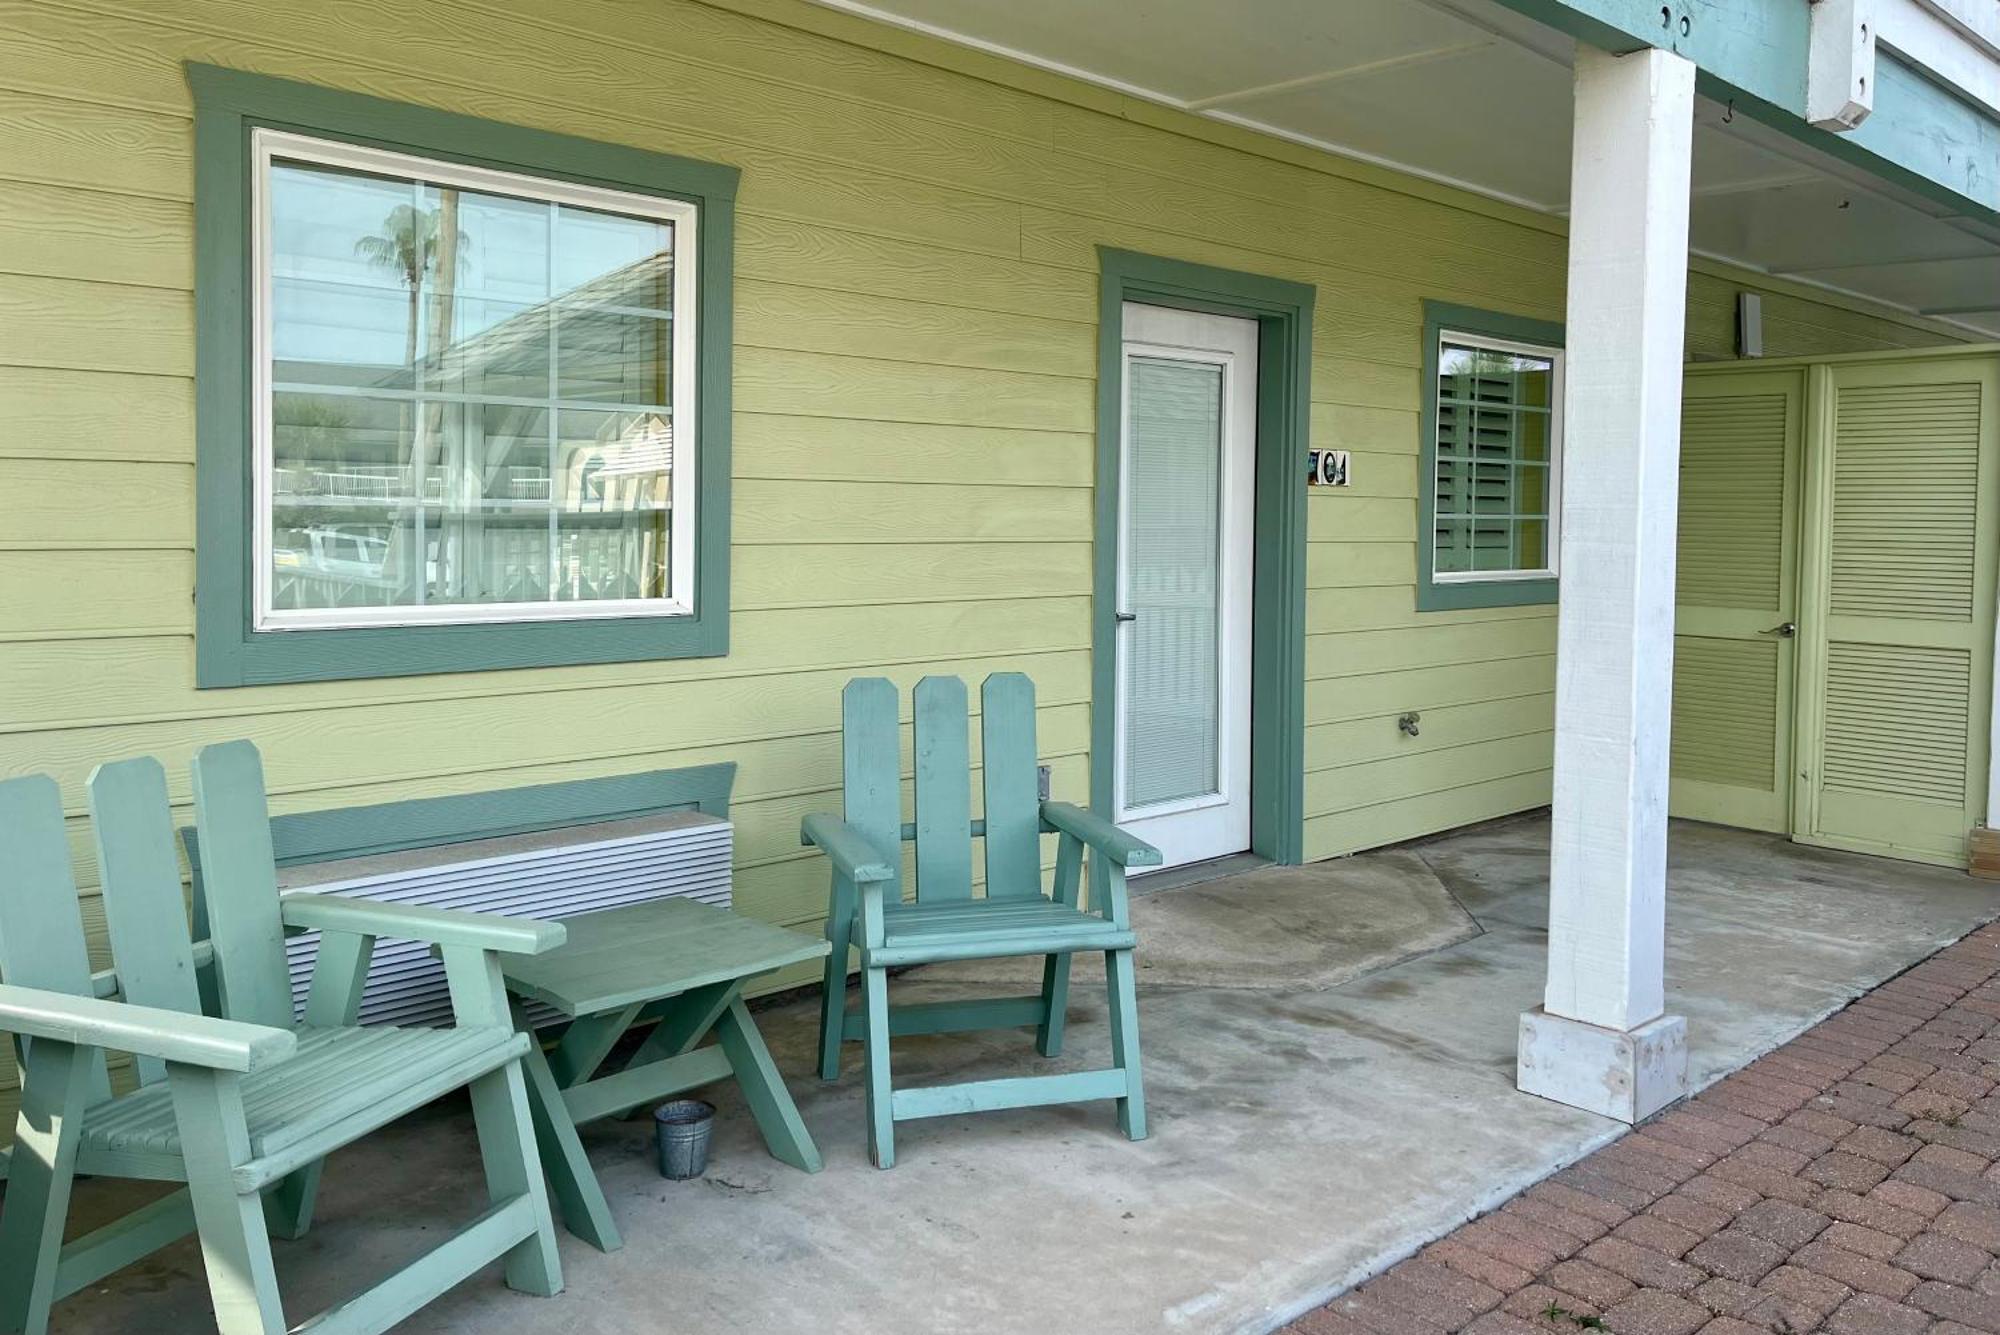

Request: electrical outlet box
left=1737, top=291, right=1764, bottom=358
left=1037, top=764, right=1052, bottom=800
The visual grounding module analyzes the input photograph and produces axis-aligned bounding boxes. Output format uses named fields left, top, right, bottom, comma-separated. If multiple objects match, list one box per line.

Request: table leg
left=517, top=1017, right=624, bottom=1253
left=715, top=999, right=823, bottom=1174
left=547, top=1003, right=644, bottom=1088
left=628, top=980, right=739, bottom=1066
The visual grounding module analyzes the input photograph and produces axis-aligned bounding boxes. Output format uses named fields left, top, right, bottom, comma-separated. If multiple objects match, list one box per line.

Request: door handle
left=1762, top=621, right=1796, bottom=638
left=1114, top=611, right=1137, bottom=623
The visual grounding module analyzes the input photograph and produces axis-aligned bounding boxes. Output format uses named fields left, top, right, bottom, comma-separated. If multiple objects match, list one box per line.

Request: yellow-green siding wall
left=0, top=0, right=1965, bottom=1115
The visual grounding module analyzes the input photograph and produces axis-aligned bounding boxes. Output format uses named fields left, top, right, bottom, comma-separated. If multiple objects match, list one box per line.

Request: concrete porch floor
left=43, top=815, right=1999, bottom=1334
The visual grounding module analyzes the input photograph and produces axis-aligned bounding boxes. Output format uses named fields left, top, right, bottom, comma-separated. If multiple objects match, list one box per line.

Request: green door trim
left=1092, top=247, right=1314, bottom=867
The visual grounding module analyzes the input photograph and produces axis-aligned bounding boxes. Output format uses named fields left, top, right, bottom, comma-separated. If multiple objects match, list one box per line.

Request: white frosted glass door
left=1115, top=303, right=1256, bottom=870
left=1123, top=358, right=1223, bottom=807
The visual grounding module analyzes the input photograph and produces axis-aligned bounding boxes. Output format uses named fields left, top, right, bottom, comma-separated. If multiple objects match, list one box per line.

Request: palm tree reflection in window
left=267, top=156, right=676, bottom=616
left=352, top=200, right=455, bottom=382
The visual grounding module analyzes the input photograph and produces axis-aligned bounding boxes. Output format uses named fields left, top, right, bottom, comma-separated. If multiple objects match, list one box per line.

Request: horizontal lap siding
left=0, top=0, right=1963, bottom=1117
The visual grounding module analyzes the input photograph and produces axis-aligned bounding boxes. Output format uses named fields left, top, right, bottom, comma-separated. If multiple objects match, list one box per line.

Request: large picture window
left=1417, top=303, right=1565, bottom=611
left=192, top=66, right=737, bottom=685
left=258, top=134, right=697, bottom=628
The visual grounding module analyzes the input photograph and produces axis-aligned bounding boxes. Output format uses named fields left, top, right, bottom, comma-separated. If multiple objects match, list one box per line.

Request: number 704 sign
left=1307, top=448, right=1350, bottom=487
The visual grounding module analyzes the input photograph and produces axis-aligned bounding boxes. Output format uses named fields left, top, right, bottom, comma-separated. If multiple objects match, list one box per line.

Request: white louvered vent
left=274, top=811, right=731, bottom=1027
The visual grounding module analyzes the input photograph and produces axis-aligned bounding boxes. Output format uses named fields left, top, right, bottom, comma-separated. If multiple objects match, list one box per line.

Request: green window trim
left=190, top=63, right=739, bottom=686
left=1417, top=300, right=1566, bottom=612
left=1094, top=248, right=1314, bottom=868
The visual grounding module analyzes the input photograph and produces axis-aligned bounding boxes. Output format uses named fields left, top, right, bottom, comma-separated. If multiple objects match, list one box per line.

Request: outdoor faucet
left=1398, top=712, right=1421, bottom=738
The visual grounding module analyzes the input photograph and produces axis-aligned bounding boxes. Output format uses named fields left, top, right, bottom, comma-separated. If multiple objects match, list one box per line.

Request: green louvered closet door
left=1798, top=355, right=2000, bottom=867
left=1669, top=369, right=1804, bottom=832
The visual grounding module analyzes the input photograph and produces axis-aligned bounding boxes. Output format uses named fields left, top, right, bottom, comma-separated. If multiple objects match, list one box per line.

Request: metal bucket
left=653, top=1099, right=716, bottom=1180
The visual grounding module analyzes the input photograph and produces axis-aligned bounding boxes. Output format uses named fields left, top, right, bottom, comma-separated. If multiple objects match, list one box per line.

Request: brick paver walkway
left=1288, top=922, right=2000, bottom=1335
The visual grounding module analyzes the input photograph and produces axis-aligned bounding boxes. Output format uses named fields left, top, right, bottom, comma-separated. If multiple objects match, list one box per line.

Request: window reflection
left=264, top=152, right=683, bottom=621
left=1432, top=339, right=1558, bottom=578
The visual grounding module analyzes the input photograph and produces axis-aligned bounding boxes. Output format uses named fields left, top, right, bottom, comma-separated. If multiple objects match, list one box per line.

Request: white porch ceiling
left=810, top=0, right=2000, bottom=339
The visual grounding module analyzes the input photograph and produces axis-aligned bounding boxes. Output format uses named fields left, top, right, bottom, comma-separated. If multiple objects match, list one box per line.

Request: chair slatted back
left=189, top=742, right=295, bottom=1031
left=86, top=759, right=203, bottom=1085
left=980, top=673, right=1043, bottom=899
left=841, top=673, right=1045, bottom=904
left=841, top=677, right=905, bottom=902
left=0, top=775, right=112, bottom=1104
left=912, top=676, right=973, bottom=902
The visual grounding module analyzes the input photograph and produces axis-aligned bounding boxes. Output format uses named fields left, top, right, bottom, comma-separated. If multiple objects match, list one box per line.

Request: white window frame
left=1429, top=327, right=1565, bottom=585
left=250, top=128, right=700, bottom=631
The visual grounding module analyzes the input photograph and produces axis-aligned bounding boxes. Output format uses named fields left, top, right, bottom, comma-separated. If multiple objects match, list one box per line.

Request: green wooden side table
left=501, top=898, right=830, bottom=1252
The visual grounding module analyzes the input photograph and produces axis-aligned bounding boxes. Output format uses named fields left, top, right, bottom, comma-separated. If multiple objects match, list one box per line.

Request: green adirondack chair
left=0, top=742, right=565, bottom=1335
left=801, top=673, right=1159, bottom=1168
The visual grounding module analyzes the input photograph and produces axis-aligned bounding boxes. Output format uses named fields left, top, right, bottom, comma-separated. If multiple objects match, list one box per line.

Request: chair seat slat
left=877, top=899, right=1134, bottom=954
left=79, top=1025, right=520, bottom=1159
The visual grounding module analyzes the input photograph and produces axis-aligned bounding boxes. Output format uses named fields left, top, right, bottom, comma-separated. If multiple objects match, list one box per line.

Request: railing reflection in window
left=263, top=149, right=683, bottom=622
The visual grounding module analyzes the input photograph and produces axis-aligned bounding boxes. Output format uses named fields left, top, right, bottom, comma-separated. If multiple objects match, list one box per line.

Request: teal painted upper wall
left=1493, top=0, right=2000, bottom=220
left=1847, top=52, right=2000, bottom=216
left=1515, top=0, right=1809, bottom=104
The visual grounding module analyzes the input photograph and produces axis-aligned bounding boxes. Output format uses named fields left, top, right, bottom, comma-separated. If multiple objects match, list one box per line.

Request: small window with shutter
left=1418, top=303, right=1565, bottom=611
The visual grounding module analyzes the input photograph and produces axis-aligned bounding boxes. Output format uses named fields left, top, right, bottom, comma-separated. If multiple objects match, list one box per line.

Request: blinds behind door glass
left=1124, top=357, right=1224, bottom=809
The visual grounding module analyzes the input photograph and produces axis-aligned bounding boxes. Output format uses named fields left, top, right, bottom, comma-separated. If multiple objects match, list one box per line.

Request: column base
left=1517, top=1006, right=1687, bottom=1124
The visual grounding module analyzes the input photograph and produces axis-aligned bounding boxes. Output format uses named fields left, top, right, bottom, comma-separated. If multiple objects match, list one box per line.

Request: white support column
left=1517, top=44, right=1696, bottom=1125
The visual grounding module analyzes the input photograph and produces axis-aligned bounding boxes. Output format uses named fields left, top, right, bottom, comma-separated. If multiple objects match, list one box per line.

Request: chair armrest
left=0, top=983, right=296, bottom=1073
left=279, top=892, right=566, bottom=956
left=799, top=813, right=898, bottom=883
left=1040, top=802, right=1162, bottom=868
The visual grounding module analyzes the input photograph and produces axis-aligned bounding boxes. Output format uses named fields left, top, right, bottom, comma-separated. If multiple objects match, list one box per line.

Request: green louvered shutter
left=1804, top=356, right=2000, bottom=866
left=1669, top=369, right=1802, bottom=832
